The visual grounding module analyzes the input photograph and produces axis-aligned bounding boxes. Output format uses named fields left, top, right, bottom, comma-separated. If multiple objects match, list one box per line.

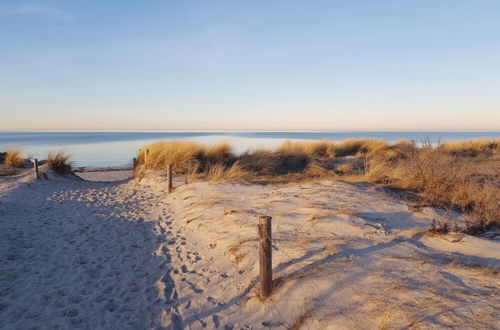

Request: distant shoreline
left=2, top=132, right=500, bottom=167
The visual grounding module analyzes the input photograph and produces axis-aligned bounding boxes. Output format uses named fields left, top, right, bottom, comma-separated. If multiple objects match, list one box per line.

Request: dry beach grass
left=3, top=147, right=26, bottom=167
left=46, top=151, right=72, bottom=175
left=1, top=149, right=72, bottom=176
left=136, top=138, right=499, bottom=234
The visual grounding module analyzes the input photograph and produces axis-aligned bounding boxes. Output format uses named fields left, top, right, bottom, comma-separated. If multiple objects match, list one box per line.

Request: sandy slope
left=0, top=170, right=499, bottom=329
left=161, top=179, right=500, bottom=329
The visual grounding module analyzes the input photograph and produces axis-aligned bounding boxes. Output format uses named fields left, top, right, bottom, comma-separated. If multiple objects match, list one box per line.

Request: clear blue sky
left=1, top=1, right=499, bottom=131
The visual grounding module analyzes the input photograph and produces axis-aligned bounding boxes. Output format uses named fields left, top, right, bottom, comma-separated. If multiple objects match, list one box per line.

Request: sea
left=1, top=131, right=499, bottom=167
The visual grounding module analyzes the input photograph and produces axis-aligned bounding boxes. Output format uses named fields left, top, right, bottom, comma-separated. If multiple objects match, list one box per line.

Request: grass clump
left=278, top=140, right=336, bottom=158
left=46, top=152, right=72, bottom=174
left=334, top=139, right=389, bottom=157
left=442, top=138, right=499, bottom=157
left=364, top=141, right=499, bottom=233
left=136, top=141, right=242, bottom=181
left=138, top=140, right=203, bottom=173
left=4, top=148, right=26, bottom=167
left=204, top=162, right=248, bottom=182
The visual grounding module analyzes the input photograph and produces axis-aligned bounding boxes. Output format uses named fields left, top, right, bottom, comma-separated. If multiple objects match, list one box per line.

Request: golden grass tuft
left=136, top=140, right=241, bottom=180
left=202, top=142, right=235, bottom=167
left=238, top=149, right=280, bottom=175
left=4, top=147, right=26, bottom=167
left=205, top=162, right=248, bottom=182
left=138, top=140, right=203, bottom=173
left=46, top=151, right=72, bottom=174
left=334, top=139, right=389, bottom=157
left=279, top=140, right=336, bottom=158
left=442, top=138, right=499, bottom=157
left=335, top=159, right=365, bottom=176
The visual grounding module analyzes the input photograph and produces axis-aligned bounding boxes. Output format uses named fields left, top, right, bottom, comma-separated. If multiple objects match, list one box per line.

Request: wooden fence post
left=33, top=159, right=39, bottom=180
left=133, top=157, right=137, bottom=169
left=167, top=164, right=173, bottom=193
left=145, top=149, right=149, bottom=167
left=258, top=215, right=273, bottom=298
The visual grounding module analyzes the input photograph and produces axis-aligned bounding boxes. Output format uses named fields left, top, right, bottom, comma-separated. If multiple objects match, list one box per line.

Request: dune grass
left=364, top=141, right=499, bottom=233
left=136, top=141, right=236, bottom=175
left=3, top=147, right=26, bottom=167
left=136, top=138, right=499, bottom=233
left=442, top=138, right=499, bottom=157
left=46, top=152, right=72, bottom=174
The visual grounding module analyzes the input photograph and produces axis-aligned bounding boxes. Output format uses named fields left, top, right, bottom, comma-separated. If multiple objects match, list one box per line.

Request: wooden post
left=167, top=164, right=173, bottom=193
left=258, top=215, right=273, bottom=298
left=33, top=159, right=39, bottom=180
left=133, top=157, right=137, bottom=169
left=145, top=149, right=149, bottom=168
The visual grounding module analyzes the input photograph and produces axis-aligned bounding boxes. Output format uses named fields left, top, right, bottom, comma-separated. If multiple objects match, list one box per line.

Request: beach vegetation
left=47, top=151, right=72, bottom=174
left=3, top=147, right=26, bottom=167
left=364, top=140, right=499, bottom=233
left=136, top=138, right=499, bottom=234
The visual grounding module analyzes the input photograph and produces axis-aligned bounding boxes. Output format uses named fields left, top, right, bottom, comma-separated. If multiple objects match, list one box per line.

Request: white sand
left=1, top=168, right=499, bottom=329
left=74, top=167, right=134, bottom=182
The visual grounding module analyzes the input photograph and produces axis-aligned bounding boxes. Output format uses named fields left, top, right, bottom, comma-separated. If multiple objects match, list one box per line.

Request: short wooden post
left=258, top=215, right=273, bottom=298
left=133, top=157, right=137, bottom=169
left=145, top=149, right=149, bottom=167
left=167, top=164, right=173, bottom=193
left=33, top=159, right=39, bottom=180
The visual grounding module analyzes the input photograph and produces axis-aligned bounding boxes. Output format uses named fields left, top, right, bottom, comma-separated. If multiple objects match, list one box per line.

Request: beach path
left=0, top=175, right=194, bottom=329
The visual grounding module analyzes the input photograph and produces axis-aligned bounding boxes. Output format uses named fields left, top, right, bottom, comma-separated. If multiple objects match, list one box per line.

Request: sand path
left=0, top=176, right=198, bottom=329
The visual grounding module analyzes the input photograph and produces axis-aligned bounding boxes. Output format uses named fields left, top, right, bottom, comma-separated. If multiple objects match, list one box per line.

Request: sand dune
left=0, top=169, right=498, bottom=329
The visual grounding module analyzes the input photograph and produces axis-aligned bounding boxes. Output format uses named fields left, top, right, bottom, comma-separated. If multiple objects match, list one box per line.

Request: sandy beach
left=3, top=0, right=500, bottom=327
left=0, top=167, right=498, bottom=329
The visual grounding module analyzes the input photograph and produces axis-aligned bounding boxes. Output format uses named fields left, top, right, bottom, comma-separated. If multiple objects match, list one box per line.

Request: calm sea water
left=1, top=131, right=499, bottom=167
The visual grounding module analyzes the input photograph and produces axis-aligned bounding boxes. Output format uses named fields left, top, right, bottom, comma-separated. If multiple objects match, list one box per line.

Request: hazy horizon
left=1, top=129, right=500, bottom=133
left=1, top=1, right=500, bottom=131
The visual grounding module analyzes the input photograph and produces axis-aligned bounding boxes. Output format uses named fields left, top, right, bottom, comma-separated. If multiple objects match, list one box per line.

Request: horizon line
left=1, top=129, right=499, bottom=133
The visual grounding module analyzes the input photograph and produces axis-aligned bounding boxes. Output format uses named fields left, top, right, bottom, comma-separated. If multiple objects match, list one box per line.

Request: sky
left=0, top=1, right=499, bottom=131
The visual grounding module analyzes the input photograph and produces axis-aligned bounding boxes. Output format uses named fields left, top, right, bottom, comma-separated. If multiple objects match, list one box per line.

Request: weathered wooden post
left=133, top=157, right=137, bottom=169
left=33, top=159, right=39, bottom=180
left=258, top=215, right=273, bottom=298
left=145, top=149, right=149, bottom=168
left=167, top=164, right=173, bottom=193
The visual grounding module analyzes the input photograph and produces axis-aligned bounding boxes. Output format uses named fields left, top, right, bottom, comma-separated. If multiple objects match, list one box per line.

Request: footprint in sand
left=104, top=301, right=117, bottom=312
left=182, top=279, right=203, bottom=293
left=212, top=314, right=221, bottom=328
left=68, top=295, right=83, bottom=304
left=63, top=308, right=79, bottom=318
left=170, top=313, right=183, bottom=330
